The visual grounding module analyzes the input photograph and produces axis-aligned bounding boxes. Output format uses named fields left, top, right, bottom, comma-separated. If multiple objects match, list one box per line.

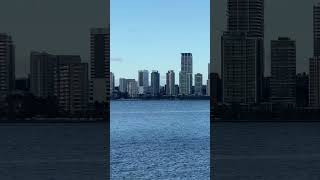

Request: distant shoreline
left=0, top=118, right=107, bottom=124
left=111, top=97, right=210, bottom=101
left=212, top=120, right=320, bottom=123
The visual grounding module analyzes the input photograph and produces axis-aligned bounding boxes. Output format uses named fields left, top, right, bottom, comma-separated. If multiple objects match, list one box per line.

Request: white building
left=127, top=79, right=138, bottom=97
left=166, top=70, right=175, bottom=96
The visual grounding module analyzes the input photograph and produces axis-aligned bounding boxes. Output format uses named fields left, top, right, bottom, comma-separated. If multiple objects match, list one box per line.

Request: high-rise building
left=207, top=63, right=211, bottom=96
left=227, top=0, right=264, bottom=38
left=221, top=0, right=264, bottom=104
left=110, top=72, right=115, bottom=96
left=30, top=52, right=57, bottom=97
left=309, top=57, right=320, bottom=107
left=222, top=32, right=264, bottom=104
left=90, top=28, right=109, bottom=103
left=30, top=52, right=89, bottom=112
left=296, top=73, right=309, bottom=107
left=0, top=34, right=15, bottom=99
left=127, top=79, right=138, bottom=98
left=314, top=3, right=320, bottom=57
left=151, top=71, right=160, bottom=96
left=179, top=53, right=193, bottom=95
left=55, top=63, right=89, bottom=114
left=206, top=79, right=210, bottom=96
left=309, top=4, right=320, bottom=107
left=119, top=78, right=127, bottom=93
left=30, top=52, right=85, bottom=100
left=138, top=70, right=149, bottom=94
left=262, top=77, right=271, bottom=102
left=54, top=55, right=82, bottom=99
left=166, top=70, right=175, bottom=96
left=194, top=73, right=203, bottom=96
left=211, top=73, right=222, bottom=103
left=270, top=37, right=296, bottom=105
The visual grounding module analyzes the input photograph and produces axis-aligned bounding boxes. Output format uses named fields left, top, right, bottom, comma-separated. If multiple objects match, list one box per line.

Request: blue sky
left=111, top=0, right=210, bottom=85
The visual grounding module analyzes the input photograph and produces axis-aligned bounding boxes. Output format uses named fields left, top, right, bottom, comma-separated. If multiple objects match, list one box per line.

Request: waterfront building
left=179, top=53, right=193, bottom=95
left=194, top=73, right=203, bottom=96
left=309, top=57, right=320, bottom=107
left=90, top=28, right=109, bottom=103
left=138, top=70, right=149, bottom=95
left=110, top=72, right=115, bottom=96
left=55, top=63, right=89, bottom=114
left=30, top=52, right=57, bottom=97
left=166, top=70, right=175, bottom=96
left=314, top=3, right=320, bottom=57
left=296, top=73, right=309, bottom=107
left=0, top=33, right=15, bottom=99
left=119, top=78, right=127, bottom=93
left=221, top=0, right=264, bottom=104
left=270, top=37, right=296, bottom=105
left=127, top=79, right=138, bottom=98
left=151, top=71, right=160, bottom=96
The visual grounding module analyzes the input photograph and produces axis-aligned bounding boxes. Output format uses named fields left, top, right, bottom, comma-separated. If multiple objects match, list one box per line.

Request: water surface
left=111, top=100, right=210, bottom=179
left=0, top=123, right=107, bottom=180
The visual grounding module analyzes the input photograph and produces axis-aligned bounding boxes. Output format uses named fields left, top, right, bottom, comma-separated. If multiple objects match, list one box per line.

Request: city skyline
left=212, top=0, right=320, bottom=75
left=112, top=54, right=208, bottom=86
left=111, top=0, right=210, bottom=85
left=0, top=0, right=107, bottom=78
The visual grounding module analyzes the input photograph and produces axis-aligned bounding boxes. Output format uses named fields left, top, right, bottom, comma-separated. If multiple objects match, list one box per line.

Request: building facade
left=314, top=3, right=320, bottom=57
left=296, top=73, right=309, bottom=107
left=194, top=73, right=203, bottom=96
left=179, top=53, right=193, bottom=95
left=151, top=71, right=160, bottom=96
left=222, top=32, right=264, bottom=104
left=270, top=37, right=296, bottom=105
left=127, top=79, right=138, bottom=98
left=309, top=57, right=320, bottom=107
left=119, top=78, right=127, bottom=93
left=221, top=0, right=264, bottom=104
left=55, top=63, right=89, bottom=114
left=30, top=52, right=57, bottom=97
left=227, top=0, right=264, bottom=38
left=138, top=70, right=149, bottom=95
left=0, top=34, right=15, bottom=99
left=110, top=72, right=115, bottom=96
left=90, top=28, right=109, bottom=103
left=309, top=4, right=320, bottom=107
left=166, top=70, right=175, bottom=96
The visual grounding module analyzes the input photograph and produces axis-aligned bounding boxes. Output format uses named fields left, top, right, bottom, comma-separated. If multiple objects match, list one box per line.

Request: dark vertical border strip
left=106, top=0, right=110, bottom=178
left=210, top=0, right=214, bottom=179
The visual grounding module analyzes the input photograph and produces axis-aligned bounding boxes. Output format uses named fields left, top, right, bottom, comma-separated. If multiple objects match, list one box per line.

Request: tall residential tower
left=221, top=0, right=264, bottom=104
left=179, top=53, right=193, bottom=95
left=90, top=28, right=109, bottom=103
left=0, top=34, right=15, bottom=99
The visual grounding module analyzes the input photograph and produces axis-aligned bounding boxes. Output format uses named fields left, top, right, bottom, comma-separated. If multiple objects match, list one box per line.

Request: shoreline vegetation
left=0, top=93, right=109, bottom=123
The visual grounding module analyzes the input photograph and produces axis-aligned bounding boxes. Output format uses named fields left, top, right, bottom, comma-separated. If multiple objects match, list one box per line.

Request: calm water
left=212, top=122, right=320, bottom=179
left=0, top=123, right=107, bottom=180
left=111, top=100, right=210, bottom=179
